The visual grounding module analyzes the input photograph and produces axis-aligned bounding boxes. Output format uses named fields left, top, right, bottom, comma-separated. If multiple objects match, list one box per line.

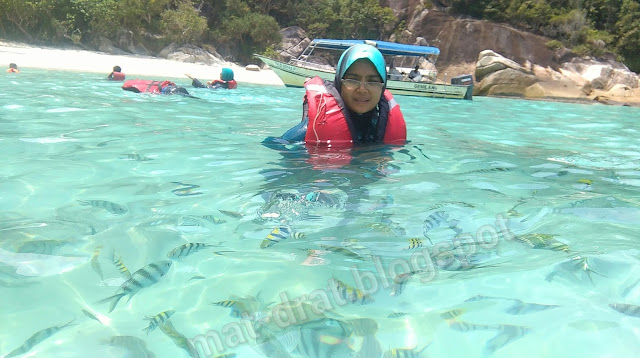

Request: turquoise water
left=1, top=69, right=640, bottom=358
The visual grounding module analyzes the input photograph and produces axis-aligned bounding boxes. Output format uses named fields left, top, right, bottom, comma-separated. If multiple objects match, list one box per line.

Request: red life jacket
left=122, top=80, right=174, bottom=94
left=210, top=79, right=237, bottom=89
left=303, top=76, right=406, bottom=147
left=110, top=72, right=125, bottom=81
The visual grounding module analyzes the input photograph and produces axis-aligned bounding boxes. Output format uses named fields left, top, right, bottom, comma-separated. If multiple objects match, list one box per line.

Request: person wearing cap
left=7, top=63, right=20, bottom=73
left=188, top=68, right=237, bottom=89
left=107, top=65, right=125, bottom=80
left=274, top=44, right=406, bottom=147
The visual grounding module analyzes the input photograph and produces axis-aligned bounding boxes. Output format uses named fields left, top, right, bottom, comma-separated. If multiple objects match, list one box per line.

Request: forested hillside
left=1, top=0, right=638, bottom=71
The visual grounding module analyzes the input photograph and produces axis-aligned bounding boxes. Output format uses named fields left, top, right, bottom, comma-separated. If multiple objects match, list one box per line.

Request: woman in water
left=272, top=44, right=406, bottom=147
left=187, top=68, right=237, bottom=89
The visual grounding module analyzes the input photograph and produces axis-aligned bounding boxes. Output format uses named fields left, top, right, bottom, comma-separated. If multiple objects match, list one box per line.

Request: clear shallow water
left=1, top=69, right=640, bottom=358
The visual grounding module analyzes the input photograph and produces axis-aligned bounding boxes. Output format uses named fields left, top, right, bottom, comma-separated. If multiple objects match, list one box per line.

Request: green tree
left=160, top=0, right=208, bottom=43
left=615, top=0, right=640, bottom=72
left=294, top=0, right=396, bottom=40
left=210, top=0, right=282, bottom=63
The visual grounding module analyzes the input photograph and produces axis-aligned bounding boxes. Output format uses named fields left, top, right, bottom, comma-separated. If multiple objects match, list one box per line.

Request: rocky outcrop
left=383, top=4, right=640, bottom=105
left=474, top=49, right=639, bottom=104
left=158, top=43, right=226, bottom=65
left=278, top=26, right=311, bottom=61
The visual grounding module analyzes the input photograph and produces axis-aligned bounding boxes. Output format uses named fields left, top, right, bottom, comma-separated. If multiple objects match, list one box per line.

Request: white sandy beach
left=0, top=40, right=285, bottom=86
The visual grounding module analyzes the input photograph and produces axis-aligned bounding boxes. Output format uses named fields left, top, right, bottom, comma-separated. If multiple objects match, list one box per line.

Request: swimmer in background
left=7, top=63, right=20, bottom=73
left=187, top=68, right=237, bottom=89
left=107, top=65, right=125, bottom=80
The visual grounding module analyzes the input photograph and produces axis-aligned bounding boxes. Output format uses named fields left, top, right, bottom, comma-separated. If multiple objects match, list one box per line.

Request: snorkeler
left=122, top=79, right=193, bottom=96
left=187, top=68, right=237, bottom=89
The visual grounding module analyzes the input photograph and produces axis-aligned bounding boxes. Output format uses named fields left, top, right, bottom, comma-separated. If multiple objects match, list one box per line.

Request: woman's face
left=340, top=59, right=383, bottom=114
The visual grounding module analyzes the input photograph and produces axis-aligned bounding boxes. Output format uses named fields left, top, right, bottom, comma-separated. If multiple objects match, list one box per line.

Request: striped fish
left=331, top=277, right=374, bottom=304
left=17, top=240, right=68, bottom=255
left=484, top=325, right=530, bottom=356
left=167, top=242, right=230, bottom=259
left=81, top=309, right=103, bottom=324
left=106, top=336, right=156, bottom=358
left=426, top=201, right=475, bottom=211
left=448, top=320, right=499, bottom=332
left=143, top=310, right=175, bottom=335
left=98, top=260, right=172, bottom=312
left=291, top=318, right=355, bottom=358
left=320, top=245, right=364, bottom=260
left=405, top=238, right=424, bottom=250
left=171, top=182, right=203, bottom=196
left=260, top=227, right=294, bottom=248
left=390, top=272, right=414, bottom=296
left=423, top=211, right=462, bottom=242
left=464, top=295, right=559, bottom=315
left=218, top=209, right=244, bottom=219
left=514, top=233, right=569, bottom=252
left=120, top=153, right=152, bottom=161
left=5, top=320, right=75, bottom=357
left=158, top=320, right=197, bottom=357
left=90, top=245, right=104, bottom=282
left=78, top=200, right=128, bottom=214
left=201, top=215, right=227, bottom=224
left=609, top=303, right=640, bottom=318
left=112, top=253, right=132, bottom=279
left=439, top=309, right=465, bottom=321
left=382, top=345, right=429, bottom=358
left=622, top=278, right=640, bottom=297
left=387, top=312, right=409, bottom=318
left=346, top=317, right=382, bottom=357
left=211, top=300, right=251, bottom=318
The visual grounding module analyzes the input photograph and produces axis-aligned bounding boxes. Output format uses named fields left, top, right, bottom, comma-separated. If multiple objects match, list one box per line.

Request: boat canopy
left=308, top=39, right=440, bottom=57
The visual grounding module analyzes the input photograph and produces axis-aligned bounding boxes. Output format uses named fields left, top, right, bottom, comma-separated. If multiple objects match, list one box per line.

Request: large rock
left=523, top=80, right=589, bottom=100
left=158, top=43, right=225, bottom=65
left=474, top=68, right=538, bottom=97
left=116, top=28, right=151, bottom=56
left=278, top=26, right=310, bottom=60
left=400, top=10, right=559, bottom=71
left=96, top=37, right=130, bottom=55
left=562, top=58, right=640, bottom=90
left=475, top=50, right=529, bottom=81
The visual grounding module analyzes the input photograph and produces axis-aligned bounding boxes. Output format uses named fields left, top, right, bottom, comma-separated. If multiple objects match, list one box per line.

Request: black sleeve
left=191, top=78, right=206, bottom=88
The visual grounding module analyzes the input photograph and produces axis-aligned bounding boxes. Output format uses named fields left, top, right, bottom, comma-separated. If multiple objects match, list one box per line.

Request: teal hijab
left=334, top=44, right=387, bottom=92
left=221, top=68, right=234, bottom=81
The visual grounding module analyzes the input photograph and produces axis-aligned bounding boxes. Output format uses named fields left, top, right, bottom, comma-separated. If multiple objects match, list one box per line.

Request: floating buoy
left=245, top=64, right=260, bottom=71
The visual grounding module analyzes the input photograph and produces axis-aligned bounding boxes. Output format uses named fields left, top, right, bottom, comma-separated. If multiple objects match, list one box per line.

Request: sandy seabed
left=0, top=40, right=285, bottom=86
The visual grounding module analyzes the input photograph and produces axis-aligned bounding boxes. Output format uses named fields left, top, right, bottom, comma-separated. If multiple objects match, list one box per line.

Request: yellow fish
left=112, top=252, right=131, bottom=279
left=260, top=227, right=304, bottom=248
left=143, top=310, right=175, bottom=335
left=331, top=277, right=374, bottom=304
left=90, top=245, right=104, bottom=282
left=405, top=238, right=424, bottom=250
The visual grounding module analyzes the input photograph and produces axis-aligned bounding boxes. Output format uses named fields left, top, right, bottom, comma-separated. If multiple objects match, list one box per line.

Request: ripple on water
left=507, top=183, right=550, bottom=190
left=3, top=104, right=24, bottom=110
left=45, top=107, right=86, bottom=113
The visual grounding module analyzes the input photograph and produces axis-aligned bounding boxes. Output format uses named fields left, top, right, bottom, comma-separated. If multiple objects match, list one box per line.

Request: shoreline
left=0, top=40, right=285, bottom=86
left=3, top=40, right=639, bottom=107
